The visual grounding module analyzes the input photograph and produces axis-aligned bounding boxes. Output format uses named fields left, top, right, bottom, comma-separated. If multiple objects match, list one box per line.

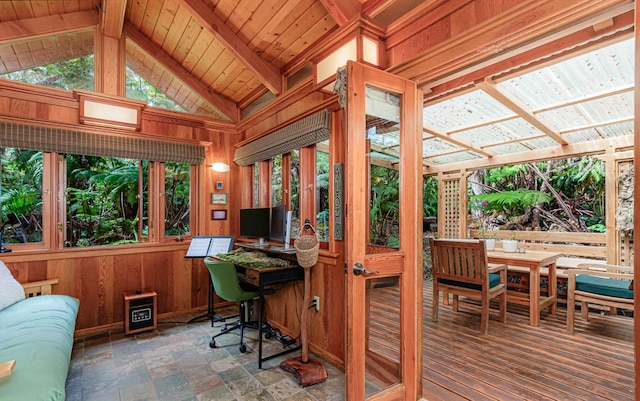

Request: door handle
left=352, top=262, right=379, bottom=276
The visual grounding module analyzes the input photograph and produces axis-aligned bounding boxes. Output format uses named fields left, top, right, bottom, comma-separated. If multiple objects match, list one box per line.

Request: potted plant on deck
left=480, top=226, right=496, bottom=251
left=502, top=232, right=518, bottom=253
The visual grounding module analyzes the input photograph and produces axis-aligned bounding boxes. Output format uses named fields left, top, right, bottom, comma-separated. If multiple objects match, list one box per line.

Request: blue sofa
left=0, top=294, right=79, bottom=401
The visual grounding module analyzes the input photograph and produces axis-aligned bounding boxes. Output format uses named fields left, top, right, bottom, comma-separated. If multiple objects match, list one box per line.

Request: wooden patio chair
left=566, top=263, right=634, bottom=334
left=429, top=238, right=507, bottom=334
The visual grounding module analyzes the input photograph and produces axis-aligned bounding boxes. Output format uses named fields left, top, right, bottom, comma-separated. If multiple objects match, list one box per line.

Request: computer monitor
left=269, top=205, right=292, bottom=249
left=239, top=208, right=270, bottom=244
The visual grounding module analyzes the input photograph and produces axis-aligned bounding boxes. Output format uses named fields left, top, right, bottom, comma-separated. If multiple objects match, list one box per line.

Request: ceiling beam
left=424, top=134, right=633, bottom=175
left=319, top=0, right=361, bottom=26
left=177, top=0, right=282, bottom=96
left=124, top=23, right=238, bottom=122
left=101, top=0, right=127, bottom=39
left=476, top=79, right=568, bottom=146
left=423, top=123, right=495, bottom=158
left=0, top=10, right=99, bottom=45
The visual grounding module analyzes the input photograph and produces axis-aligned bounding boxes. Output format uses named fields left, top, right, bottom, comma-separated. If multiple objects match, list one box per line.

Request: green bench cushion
left=439, top=273, right=501, bottom=291
left=576, top=275, right=634, bottom=299
left=0, top=295, right=79, bottom=401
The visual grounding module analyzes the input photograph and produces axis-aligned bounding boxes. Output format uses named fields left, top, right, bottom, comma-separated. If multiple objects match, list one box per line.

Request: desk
left=235, top=264, right=304, bottom=368
left=488, top=249, right=561, bottom=326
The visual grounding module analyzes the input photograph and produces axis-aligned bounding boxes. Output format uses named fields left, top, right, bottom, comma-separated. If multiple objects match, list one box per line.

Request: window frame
left=2, top=149, right=199, bottom=251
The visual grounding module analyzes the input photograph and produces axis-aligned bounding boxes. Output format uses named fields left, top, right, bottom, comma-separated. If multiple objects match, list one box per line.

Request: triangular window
left=125, top=67, right=184, bottom=112
left=0, top=55, right=94, bottom=91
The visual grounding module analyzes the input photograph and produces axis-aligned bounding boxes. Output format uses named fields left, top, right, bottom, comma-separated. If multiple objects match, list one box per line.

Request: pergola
left=365, top=32, right=634, bottom=264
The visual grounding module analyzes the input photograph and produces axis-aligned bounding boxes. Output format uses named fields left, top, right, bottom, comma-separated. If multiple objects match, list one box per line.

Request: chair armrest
left=22, top=278, right=59, bottom=297
left=0, top=360, right=16, bottom=378
left=566, top=269, right=633, bottom=281
left=576, top=263, right=633, bottom=274
left=488, top=263, right=507, bottom=273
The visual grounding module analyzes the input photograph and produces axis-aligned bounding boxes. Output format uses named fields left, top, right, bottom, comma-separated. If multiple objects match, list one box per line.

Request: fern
left=471, top=189, right=551, bottom=214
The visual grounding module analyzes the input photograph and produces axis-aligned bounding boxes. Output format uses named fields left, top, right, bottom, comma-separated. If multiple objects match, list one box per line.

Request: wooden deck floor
left=420, top=280, right=634, bottom=401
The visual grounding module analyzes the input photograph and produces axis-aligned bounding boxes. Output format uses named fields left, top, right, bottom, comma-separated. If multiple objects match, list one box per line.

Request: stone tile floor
left=65, top=309, right=345, bottom=401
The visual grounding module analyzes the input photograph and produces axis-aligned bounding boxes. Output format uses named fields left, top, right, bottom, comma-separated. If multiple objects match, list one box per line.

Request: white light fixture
left=211, top=162, right=231, bottom=172
left=76, top=90, right=145, bottom=131
left=313, top=19, right=385, bottom=90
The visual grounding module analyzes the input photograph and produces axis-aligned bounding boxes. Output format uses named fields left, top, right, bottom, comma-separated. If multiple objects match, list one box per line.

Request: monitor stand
left=250, top=238, right=269, bottom=247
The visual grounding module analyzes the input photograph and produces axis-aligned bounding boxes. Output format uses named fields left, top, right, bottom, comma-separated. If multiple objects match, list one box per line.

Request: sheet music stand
left=185, top=236, right=235, bottom=324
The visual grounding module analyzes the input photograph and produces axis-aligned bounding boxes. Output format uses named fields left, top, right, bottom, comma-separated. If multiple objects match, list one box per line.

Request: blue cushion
left=576, top=274, right=634, bottom=299
left=439, top=273, right=501, bottom=290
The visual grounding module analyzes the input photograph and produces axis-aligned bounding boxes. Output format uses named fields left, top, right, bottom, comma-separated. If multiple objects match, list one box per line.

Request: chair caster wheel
left=209, top=339, right=216, bottom=348
left=239, top=344, right=247, bottom=353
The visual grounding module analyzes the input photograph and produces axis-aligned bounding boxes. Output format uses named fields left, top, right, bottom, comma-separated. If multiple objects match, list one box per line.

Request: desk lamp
left=280, top=220, right=327, bottom=386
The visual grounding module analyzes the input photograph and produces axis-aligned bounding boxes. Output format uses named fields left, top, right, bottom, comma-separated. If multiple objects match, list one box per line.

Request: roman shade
left=0, top=122, right=205, bottom=165
left=234, top=109, right=331, bottom=166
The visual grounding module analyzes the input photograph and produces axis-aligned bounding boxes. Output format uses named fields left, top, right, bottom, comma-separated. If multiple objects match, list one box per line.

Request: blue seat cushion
left=439, top=273, right=501, bottom=291
left=576, top=274, right=634, bottom=299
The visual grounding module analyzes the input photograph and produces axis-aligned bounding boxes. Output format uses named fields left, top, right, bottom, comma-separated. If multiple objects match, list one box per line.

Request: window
left=164, top=162, right=190, bottom=237
left=0, top=55, right=95, bottom=91
left=0, top=148, right=43, bottom=244
left=125, top=67, right=185, bottom=112
left=289, top=150, right=301, bottom=239
left=65, top=155, right=146, bottom=247
left=315, top=145, right=330, bottom=241
left=253, top=162, right=260, bottom=208
left=271, top=155, right=283, bottom=206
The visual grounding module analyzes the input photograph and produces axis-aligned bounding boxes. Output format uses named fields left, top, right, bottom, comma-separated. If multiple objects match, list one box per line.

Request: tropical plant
left=370, top=165, right=399, bottom=246
left=471, top=188, right=552, bottom=216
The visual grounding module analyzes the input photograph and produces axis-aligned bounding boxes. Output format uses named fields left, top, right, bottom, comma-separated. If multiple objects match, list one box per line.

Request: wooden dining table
left=487, top=249, right=561, bottom=326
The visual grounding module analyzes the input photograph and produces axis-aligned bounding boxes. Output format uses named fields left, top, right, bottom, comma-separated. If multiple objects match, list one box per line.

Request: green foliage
left=65, top=155, right=146, bottom=246
left=0, top=149, right=43, bottom=243
left=587, top=223, right=606, bottom=233
left=164, top=162, right=190, bottom=236
left=471, top=189, right=552, bottom=216
left=125, top=67, right=185, bottom=111
left=370, top=165, right=399, bottom=246
left=484, top=165, right=525, bottom=189
left=1, top=56, right=94, bottom=90
left=423, top=176, right=438, bottom=217
left=0, top=58, right=186, bottom=113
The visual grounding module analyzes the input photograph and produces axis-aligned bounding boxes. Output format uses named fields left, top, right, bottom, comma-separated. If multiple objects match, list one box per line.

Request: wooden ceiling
left=0, top=0, right=424, bottom=122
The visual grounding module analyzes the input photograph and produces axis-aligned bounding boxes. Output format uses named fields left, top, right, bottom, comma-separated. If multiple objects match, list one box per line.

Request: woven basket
left=294, top=235, right=320, bottom=268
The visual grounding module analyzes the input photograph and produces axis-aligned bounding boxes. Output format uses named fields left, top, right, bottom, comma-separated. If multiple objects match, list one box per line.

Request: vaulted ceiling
left=0, top=0, right=424, bottom=122
left=0, top=1, right=634, bottom=172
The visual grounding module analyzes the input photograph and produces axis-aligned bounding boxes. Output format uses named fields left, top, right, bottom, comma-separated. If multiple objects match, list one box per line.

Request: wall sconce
left=76, top=90, right=145, bottom=131
left=210, top=162, right=231, bottom=172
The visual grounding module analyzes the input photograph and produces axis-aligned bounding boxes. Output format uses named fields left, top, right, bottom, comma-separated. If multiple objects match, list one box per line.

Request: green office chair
left=204, top=258, right=260, bottom=353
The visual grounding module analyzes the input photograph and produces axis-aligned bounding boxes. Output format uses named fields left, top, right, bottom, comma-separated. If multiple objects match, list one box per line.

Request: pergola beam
left=423, top=123, right=494, bottom=158
left=424, top=134, right=633, bottom=175
left=477, top=79, right=568, bottom=146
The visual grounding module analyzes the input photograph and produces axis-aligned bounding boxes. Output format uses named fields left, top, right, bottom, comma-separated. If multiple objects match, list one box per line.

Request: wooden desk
left=235, top=263, right=304, bottom=368
left=488, top=249, right=561, bottom=326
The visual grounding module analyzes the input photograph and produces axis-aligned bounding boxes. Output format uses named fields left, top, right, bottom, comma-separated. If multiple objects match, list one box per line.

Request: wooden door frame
left=344, top=60, right=423, bottom=400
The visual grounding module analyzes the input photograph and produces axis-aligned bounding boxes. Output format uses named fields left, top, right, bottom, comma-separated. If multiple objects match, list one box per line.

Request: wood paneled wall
left=3, top=245, right=205, bottom=336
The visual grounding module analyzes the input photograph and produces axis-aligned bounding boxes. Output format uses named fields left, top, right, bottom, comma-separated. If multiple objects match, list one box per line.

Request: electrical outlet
left=313, top=295, right=320, bottom=312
